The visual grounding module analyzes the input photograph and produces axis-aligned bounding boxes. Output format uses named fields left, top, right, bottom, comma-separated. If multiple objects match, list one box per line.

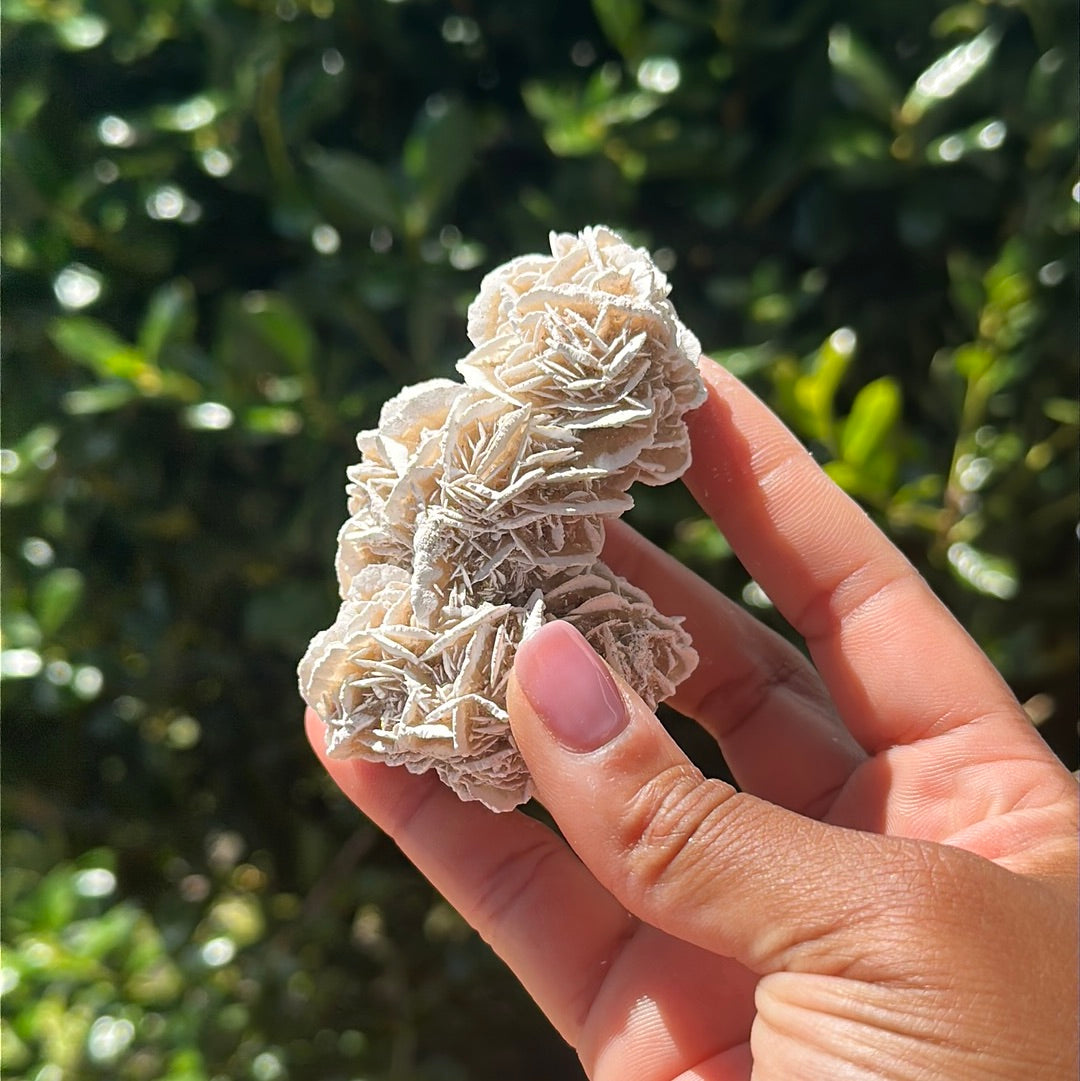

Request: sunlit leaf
left=792, top=329, right=857, bottom=443
left=947, top=541, right=1019, bottom=599
left=900, top=27, right=1001, bottom=124
left=925, top=118, right=1007, bottom=165
left=243, top=405, right=302, bottom=436
left=841, top=377, right=901, bottom=467
left=822, top=459, right=863, bottom=494
left=48, top=317, right=144, bottom=381
left=0, top=1021, right=31, bottom=1073
left=61, top=384, right=138, bottom=415
left=1043, top=397, right=1080, bottom=426
left=952, top=343, right=995, bottom=380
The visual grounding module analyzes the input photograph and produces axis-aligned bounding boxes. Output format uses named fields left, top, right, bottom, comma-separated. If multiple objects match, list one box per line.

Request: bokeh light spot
left=976, top=120, right=1006, bottom=150
left=829, top=327, right=857, bottom=355
left=201, top=937, right=236, bottom=967
left=636, top=57, right=681, bottom=94
left=74, top=868, right=117, bottom=898
left=184, top=402, right=235, bottom=430
left=370, top=226, right=393, bottom=253
left=146, top=185, right=186, bottom=220
left=1, top=649, right=43, bottom=679
left=73, top=666, right=104, bottom=699
left=1038, top=260, right=1065, bottom=286
left=312, top=223, right=341, bottom=254
left=201, top=148, right=234, bottom=177
left=98, top=115, right=135, bottom=147
left=54, top=264, right=103, bottom=310
left=21, top=537, right=55, bottom=566
left=87, top=1016, right=135, bottom=1062
left=59, top=15, right=107, bottom=49
left=45, top=660, right=73, bottom=686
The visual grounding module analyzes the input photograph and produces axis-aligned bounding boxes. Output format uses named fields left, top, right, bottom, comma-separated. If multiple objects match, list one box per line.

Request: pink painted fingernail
left=515, top=621, right=628, bottom=752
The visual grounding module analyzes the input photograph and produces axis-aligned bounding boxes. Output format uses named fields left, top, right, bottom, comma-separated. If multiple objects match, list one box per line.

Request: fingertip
left=512, top=621, right=630, bottom=754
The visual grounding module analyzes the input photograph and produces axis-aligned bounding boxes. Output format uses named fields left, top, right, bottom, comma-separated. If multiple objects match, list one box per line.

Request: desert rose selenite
left=299, top=226, right=706, bottom=811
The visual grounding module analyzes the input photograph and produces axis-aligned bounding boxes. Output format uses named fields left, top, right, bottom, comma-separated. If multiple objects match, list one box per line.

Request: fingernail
left=515, top=621, right=628, bottom=752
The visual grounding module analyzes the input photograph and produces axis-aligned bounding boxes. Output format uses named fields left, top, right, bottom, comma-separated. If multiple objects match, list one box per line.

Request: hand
left=307, top=358, right=1078, bottom=1080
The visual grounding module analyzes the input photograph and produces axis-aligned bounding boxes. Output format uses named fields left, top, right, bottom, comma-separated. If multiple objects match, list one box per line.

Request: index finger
left=684, top=359, right=1028, bottom=754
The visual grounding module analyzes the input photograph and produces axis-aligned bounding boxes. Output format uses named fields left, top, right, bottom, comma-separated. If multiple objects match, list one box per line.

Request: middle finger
left=603, top=520, right=865, bottom=818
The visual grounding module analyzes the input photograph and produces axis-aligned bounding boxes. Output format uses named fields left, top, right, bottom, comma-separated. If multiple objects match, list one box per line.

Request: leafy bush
left=3, top=0, right=1076, bottom=1078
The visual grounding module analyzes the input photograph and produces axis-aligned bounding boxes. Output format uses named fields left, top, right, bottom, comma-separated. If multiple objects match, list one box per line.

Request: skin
left=306, top=358, right=1079, bottom=1080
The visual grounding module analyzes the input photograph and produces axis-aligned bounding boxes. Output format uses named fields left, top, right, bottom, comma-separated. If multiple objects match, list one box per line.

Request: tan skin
left=307, top=358, right=1079, bottom=1080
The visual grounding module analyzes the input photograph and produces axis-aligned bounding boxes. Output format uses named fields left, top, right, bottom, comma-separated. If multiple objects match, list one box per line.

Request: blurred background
left=2, top=0, right=1077, bottom=1078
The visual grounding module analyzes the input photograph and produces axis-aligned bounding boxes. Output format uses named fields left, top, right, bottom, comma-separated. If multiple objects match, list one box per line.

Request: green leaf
left=0, top=1020, right=31, bottom=1073
left=32, top=865, right=78, bottom=930
left=306, top=148, right=401, bottom=228
left=591, top=0, right=643, bottom=58
left=793, top=329, right=857, bottom=442
left=925, top=117, right=1007, bottom=166
left=841, top=377, right=901, bottom=467
left=952, top=343, right=994, bottom=380
left=521, top=81, right=570, bottom=126
left=33, top=568, right=84, bottom=634
left=137, top=280, right=196, bottom=362
left=816, top=117, right=891, bottom=172
left=947, top=250, right=985, bottom=322
left=1043, top=397, right=1080, bottom=426
left=248, top=298, right=315, bottom=372
left=822, top=459, right=864, bottom=495
left=64, top=904, right=141, bottom=960
left=243, top=405, right=303, bottom=436
left=222, top=294, right=315, bottom=374
left=930, top=3, right=986, bottom=39
left=671, top=518, right=733, bottom=564
left=48, top=317, right=144, bottom=380
left=402, top=99, right=477, bottom=233
left=61, top=384, right=138, bottom=415
left=712, top=344, right=776, bottom=378
left=827, top=25, right=901, bottom=123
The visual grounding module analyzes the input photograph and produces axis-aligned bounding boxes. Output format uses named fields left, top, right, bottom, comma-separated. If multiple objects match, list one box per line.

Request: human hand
left=307, top=358, right=1078, bottom=1080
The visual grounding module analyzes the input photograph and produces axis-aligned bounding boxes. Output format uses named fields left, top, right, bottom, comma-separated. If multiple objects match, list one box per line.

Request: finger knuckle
left=615, top=765, right=740, bottom=905
left=694, top=649, right=826, bottom=742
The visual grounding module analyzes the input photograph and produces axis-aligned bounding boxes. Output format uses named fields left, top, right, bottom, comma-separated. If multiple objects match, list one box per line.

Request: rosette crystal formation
left=299, top=226, right=707, bottom=811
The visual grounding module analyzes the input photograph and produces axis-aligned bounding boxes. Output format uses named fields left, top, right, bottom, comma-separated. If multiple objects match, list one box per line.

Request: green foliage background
left=2, top=0, right=1077, bottom=1078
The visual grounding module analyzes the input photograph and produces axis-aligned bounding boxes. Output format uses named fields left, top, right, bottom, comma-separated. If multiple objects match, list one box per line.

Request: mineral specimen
left=299, top=226, right=706, bottom=811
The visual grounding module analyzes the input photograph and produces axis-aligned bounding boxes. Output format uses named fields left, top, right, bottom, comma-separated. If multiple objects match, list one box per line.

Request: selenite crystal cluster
left=299, top=226, right=707, bottom=811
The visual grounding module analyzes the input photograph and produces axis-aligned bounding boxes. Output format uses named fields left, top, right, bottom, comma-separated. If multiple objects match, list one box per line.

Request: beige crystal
left=299, top=226, right=706, bottom=811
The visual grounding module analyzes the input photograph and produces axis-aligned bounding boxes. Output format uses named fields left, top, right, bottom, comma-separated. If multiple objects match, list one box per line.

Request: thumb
left=508, top=620, right=969, bottom=978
